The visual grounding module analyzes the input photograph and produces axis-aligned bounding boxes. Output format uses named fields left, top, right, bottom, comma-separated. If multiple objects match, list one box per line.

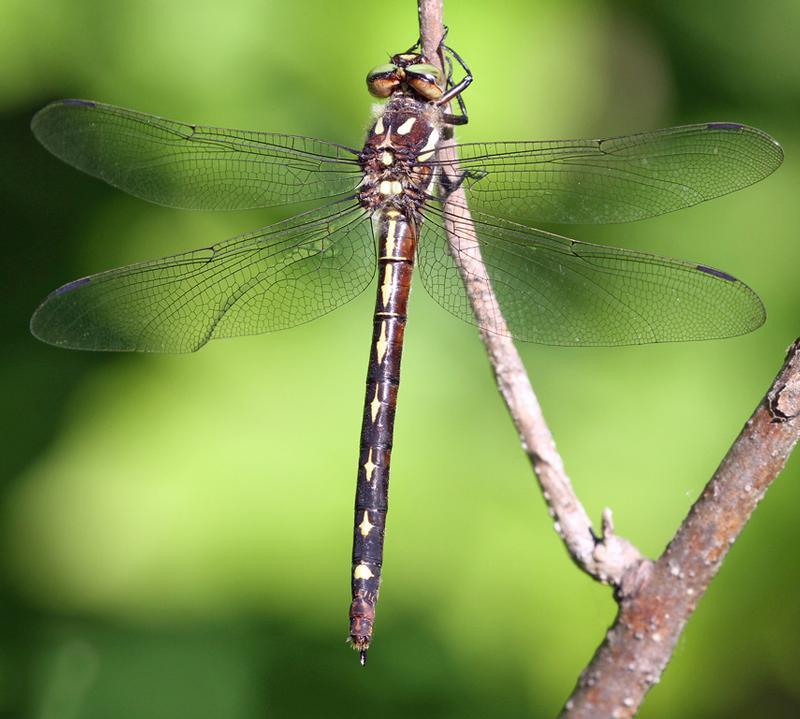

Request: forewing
left=31, top=100, right=362, bottom=209
left=440, top=123, right=782, bottom=224
left=417, top=203, right=765, bottom=346
left=31, top=202, right=375, bottom=352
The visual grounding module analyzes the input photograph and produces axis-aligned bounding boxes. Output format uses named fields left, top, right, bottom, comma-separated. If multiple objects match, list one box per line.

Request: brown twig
left=418, top=2, right=800, bottom=717
left=561, top=339, right=800, bottom=717
left=418, top=0, right=800, bottom=719
left=417, top=0, right=643, bottom=588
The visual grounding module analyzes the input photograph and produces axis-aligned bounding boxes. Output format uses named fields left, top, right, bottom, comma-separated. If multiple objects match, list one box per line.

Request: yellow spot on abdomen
left=370, top=386, right=381, bottom=422
left=376, top=321, right=388, bottom=364
left=385, top=216, right=398, bottom=256
left=354, top=563, right=374, bottom=580
left=358, top=511, right=375, bottom=537
left=363, top=448, right=377, bottom=483
left=380, top=264, right=393, bottom=307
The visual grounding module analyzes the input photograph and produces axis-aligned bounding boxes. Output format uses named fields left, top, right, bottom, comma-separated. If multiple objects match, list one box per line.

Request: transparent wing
left=31, top=202, right=375, bottom=352
left=417, top=202, right=764, bottom=346
left=434, top=123, right=782, bottom=224
left=31, top=100, right=363, bottom=209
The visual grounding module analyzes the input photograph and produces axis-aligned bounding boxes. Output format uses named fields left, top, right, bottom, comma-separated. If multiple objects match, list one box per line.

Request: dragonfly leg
left=403, top=34, right=422, bottom=55
left=436, top=42, right=472, bottom=125
left=435, top=167, right=485, bottom=200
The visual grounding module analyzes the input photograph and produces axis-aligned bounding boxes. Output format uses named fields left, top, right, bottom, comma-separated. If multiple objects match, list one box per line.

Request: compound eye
left=404, top=63, right=444, bottom=101
left=367, top=63, right=401, bottom=98
left=406, top=63, right=442, bottom=84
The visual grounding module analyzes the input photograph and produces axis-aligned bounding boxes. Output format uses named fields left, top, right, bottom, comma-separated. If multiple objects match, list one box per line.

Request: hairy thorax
left=357, top=94, right=445, bottom=214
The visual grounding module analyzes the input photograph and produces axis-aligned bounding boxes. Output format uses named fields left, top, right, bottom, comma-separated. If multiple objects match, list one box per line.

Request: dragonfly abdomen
left=349, top=207, right=419, bottom=661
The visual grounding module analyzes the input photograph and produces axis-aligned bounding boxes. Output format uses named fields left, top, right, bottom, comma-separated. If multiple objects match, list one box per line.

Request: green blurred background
left=1, top=0, right=798, bottom=717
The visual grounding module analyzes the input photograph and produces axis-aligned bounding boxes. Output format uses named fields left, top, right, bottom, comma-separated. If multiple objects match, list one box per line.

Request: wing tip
left=32, top=98, right=97, bottom=127
left=695, top=264, right=737, bottom=282
left=60, top=98, right=98, bottom=108
left=706, top=121, right=745, bottom=131
left=51, top=275, right=93, bottom=296
left=706, top=120, right=784, bottom=169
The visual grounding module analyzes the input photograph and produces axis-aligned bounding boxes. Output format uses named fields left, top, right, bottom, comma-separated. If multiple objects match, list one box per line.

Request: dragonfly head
left=366, top=53, right=444, bottom=102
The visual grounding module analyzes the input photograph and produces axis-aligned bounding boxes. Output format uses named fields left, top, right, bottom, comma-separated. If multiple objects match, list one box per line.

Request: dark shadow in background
left=16, top=613, right=535, bottom=719
left=1, top=100, right=110, bottom=719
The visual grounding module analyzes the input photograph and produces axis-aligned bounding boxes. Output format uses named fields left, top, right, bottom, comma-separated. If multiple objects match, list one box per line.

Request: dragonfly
left=30, top=39, right=782, bottom=664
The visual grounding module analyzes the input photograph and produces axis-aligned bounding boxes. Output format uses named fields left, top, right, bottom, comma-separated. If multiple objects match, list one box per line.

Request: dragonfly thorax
left=357, top=95, right=443, bottom=213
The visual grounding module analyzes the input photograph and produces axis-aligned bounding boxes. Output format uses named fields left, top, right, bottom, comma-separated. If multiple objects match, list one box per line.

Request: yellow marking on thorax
left=370, top=386, right=381, bottom=422
left=380, top=150, right=394, bottom=166
left=380, top=264, right=393, bottom=307
left=375, top=321, right=389, bottom=364
left=396, top=117, right=416, bottom=135
left=358, top=511, right=375, bottom=537
left=416, top=127, right=441, bottom=162
left=363, top=448, right=377, bottom=483
left=373, top=116, right=384, bottom=135
left=353, top=563, right=374, bottom=580
left=379, top=180, right=403, bottom=196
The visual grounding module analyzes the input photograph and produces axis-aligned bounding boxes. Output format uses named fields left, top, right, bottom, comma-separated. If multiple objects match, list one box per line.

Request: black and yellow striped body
left=350, top=95, right=444, bottom=658
left=349, top=209, right=416, bottom=653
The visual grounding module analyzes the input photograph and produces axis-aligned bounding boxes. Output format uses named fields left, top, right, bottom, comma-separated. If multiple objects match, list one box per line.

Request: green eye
left=366, top=63, right=400, bottom=98
left=406, top=63, right=441, bottom=83
left=404, top=64, right=443, bottom=101
left=367, top=63, right=398, bottom=80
